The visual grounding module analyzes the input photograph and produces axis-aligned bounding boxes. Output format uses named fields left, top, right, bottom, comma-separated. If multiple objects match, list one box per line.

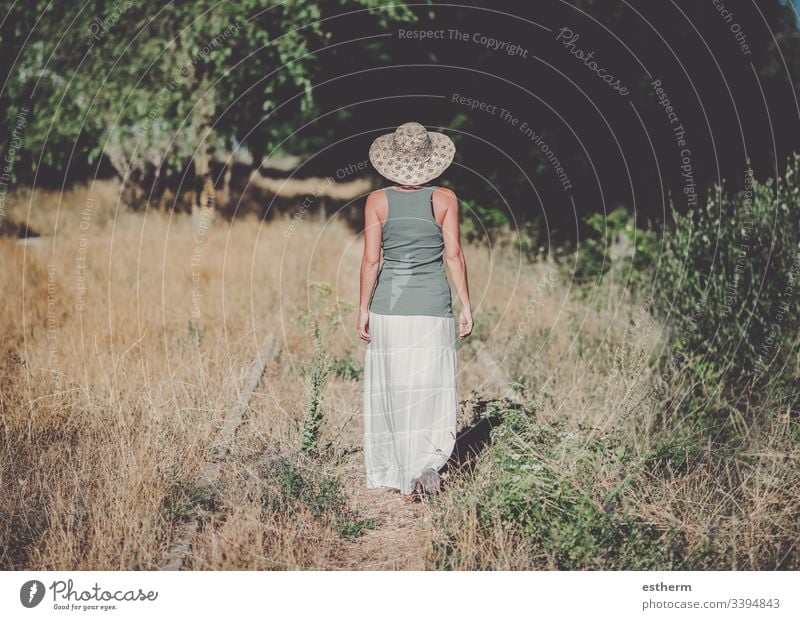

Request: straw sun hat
left=369, top=122, right=456, bottom=185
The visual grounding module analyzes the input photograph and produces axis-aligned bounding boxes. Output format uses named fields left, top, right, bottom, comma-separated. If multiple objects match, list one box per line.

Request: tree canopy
left=2, top=0, right=798, bottom=237
left=1, top=0, right=413, bottom=196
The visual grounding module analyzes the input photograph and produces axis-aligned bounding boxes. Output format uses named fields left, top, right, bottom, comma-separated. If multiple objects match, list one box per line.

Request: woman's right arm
left=437, top=187, right=473, bottom=339
left=357, top=190, right=385, bottom=342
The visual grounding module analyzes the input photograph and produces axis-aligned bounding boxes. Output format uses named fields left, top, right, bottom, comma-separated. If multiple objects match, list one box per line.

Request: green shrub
left=459, top=200, right=510, bottom=244
left=432, top=399, right=692, bottom=569
left=300, top=325, right=331, bottom=454
left=572, top=208, right=657, bottom=291
left=330, top=355, right=362, bottom=381
left=259, top=456, right=378, bottom=538
left=654, top=156, right=800, bottom=432
left=517, top=217, right=549, bottom=262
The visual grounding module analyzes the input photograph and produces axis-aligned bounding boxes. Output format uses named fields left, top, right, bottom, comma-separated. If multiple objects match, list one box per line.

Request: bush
left=300, top=324, right=332, bottom=454
left=572, top=208, right=657, bottom=292
left=329, top=355, right=362, bottom=381
left=654, top=156, right=800, bottom=433
left=459, top=200, right=511, bottom=244
left=259, top=456, right=377, bottom=539
left=431, top=400, right=693, bottom=569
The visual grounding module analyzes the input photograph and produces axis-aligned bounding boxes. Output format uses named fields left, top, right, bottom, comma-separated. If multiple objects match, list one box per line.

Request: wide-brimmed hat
left=369, top=122, right=456, bottom=185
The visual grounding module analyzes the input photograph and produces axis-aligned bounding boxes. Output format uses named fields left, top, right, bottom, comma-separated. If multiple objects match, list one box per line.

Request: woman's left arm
left=357, top=190, right=384, bottom=342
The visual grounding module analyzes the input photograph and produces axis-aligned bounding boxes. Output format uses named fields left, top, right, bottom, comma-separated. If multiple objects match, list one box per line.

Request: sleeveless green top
left=369, top=186, right=453, bottom=317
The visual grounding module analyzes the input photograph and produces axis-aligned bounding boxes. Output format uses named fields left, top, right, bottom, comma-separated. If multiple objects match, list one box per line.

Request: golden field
left=1, top=180, right=797, bottom=570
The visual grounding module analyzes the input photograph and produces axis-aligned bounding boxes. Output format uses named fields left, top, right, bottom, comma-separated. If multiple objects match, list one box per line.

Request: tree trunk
left=192, top=147, right=216, bottom=229
left=219, top=151, right=234, bottom=210
left=191, top=84, right=217, bottom=221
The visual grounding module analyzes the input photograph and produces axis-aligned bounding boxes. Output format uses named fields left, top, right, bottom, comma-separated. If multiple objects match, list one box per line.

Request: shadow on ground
left=442, top=397, right=510, bottom=476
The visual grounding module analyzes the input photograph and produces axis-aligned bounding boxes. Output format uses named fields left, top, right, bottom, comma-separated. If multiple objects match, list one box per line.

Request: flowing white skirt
left=363, top=311, right=458, bottom=494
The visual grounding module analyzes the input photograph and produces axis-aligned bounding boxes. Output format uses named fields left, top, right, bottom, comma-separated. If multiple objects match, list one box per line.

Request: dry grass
left=1, top=181, right=797, bottom=570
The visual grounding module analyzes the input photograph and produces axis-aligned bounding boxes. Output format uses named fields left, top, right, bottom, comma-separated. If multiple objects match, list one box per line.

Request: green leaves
left=653, top=155, right=800, bottom=438
left=437, top=400, right=676, bottom=569
left=572, top=207, right=657, bottom=291
left=300, top=324, right=332, bottom=454
left=2, top=0, right=415, bottom=189
left=657, top=157, right=800, bottom=384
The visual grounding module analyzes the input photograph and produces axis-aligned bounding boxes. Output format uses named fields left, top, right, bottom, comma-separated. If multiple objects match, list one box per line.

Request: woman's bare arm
left=357, top=190, right=385, bottom=341
left=436, top=187, right=473, bottom=338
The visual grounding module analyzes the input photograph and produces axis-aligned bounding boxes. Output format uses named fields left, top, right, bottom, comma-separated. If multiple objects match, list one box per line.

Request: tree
left=1, top=0, right=414, bottom=211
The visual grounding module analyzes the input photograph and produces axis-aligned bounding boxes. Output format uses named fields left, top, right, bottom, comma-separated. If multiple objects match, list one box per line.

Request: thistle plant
left=300, top=323, right=331, bottom=454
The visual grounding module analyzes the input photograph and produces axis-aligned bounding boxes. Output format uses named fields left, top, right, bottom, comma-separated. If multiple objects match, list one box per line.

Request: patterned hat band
left=394, top=142, right=434, bottom=163
left=369, top=121, right=456, bottom=186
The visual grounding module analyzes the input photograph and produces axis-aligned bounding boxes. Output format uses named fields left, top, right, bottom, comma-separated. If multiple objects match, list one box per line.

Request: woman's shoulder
left=432, top=186, right=457, bottom=209
left=366, top=188, right=388, bottom=203
left=433, top=186, right=457, bottom=198
left=365, top=188, right=389, bottom=220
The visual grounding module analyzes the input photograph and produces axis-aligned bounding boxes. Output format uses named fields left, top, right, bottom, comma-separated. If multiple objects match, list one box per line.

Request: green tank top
left=369, top=186, right=453, bottom=317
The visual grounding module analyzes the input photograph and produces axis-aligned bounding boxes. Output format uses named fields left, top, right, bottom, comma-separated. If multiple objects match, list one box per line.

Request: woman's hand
left=357, top=308, right=371, bottom=342
left=458, top=308, right=473, bottom=339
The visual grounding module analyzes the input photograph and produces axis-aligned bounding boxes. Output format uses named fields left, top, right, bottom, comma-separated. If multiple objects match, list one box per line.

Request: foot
left=417, top=468, right=442, bottom=495
left=402, top=478, right=425, bottom=503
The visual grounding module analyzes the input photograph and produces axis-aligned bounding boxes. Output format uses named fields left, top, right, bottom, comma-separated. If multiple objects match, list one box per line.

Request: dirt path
left=159, top=343, right=501, bottom=570
left=327, top=345, right=513, bottom=570
left=334, top=449, right=432, bottom=570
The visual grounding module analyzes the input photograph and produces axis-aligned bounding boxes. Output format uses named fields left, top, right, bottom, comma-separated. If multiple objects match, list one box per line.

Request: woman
left=357, top=121, right=473, bottom=502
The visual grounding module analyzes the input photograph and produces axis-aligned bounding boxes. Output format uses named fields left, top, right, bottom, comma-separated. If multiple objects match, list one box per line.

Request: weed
left=259, top=456, right=378, bottom=539
left=300, top=324, right=332, bottom=454
left=330, top=355, right=363, bottom=381
left=160, top=466, right=220, bottom=525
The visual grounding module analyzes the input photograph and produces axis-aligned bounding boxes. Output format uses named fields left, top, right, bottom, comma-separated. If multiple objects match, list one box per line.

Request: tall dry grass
left=1, top=181, right=797, bottom=569
left=0, top=180, right=360, bottom=568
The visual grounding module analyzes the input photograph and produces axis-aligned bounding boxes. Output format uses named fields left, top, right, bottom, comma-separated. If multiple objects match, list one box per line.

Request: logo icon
left=20, top=580, right=45, bottom=608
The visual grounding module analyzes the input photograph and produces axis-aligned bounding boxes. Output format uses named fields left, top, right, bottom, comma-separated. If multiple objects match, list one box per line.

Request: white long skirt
left=363, top=311, right=458, bottom=494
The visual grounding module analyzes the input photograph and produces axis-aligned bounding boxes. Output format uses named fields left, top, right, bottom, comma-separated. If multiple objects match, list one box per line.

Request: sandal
left=402, top=478, right=424, bottom=503
left=417, top=468, right=442, bottom=496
